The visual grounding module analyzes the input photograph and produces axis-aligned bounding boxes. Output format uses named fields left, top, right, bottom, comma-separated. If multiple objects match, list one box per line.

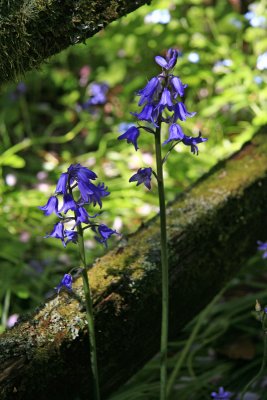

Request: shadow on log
left=1, top=132, right=267, bottom=399
left=0, top=0, right=152, bottom=84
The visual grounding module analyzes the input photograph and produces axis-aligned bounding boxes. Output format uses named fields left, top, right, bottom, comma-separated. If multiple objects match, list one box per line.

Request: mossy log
left=0, top=0, right=152, bottom=84
left=1, top=132, right=267, bottom=399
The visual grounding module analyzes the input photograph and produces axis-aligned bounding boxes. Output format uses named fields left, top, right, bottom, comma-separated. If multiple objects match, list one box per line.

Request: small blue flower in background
left=245, top=10, right=266, bottom=28
left=39, top=164, right=117, bottom=247
left=56, top=273, right=73, bottom=293
left=257, top=241, right=267, bottom=258
left=129, top=168, right=153, bottom=190
left=144, top=9, right=171, bottom=25
left=211, top=386, right=232, bottom=399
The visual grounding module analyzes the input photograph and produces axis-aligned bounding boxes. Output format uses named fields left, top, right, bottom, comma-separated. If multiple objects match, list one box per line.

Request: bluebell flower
left=68, top=164, right=97, bottom=183
left=163, top=124, right=185, bottom=145
left=65, top=230, right=78, bottom=245
left=55, top=172, right=69, bottom=195
left=258, top=241, right=267, bottom=258
left=131, top=104, right=156, bottom=124
left=60, top=193, right=77, bottom=213
left=129, top=167, right=153, bottom=190
left=56, top=273, right=73, bottom=293
left=45, top=222, right=65, bottom=246
left=94, top=224, right=118, bottom=247
left=39, top=196, right=60, bottom=216
left=170, top=76, right=187, bottom=98
left=118, top=126, right=140, bottom=151
left=156, top=88, right=173, bottom=113
left=182, top=132, right=208, bottom=155
left=211, top=387, right=232, bottom=399
left=138, top=77, right=161, bottom=106
left=77, top=180, right=96, bottom=202
left=75, top=206, right=90, bottom=225
left=85, top=182, right=109, bottom=208
left=172, top=102, right=196, bottom=121
left=155, top=48, right=179, bottom=70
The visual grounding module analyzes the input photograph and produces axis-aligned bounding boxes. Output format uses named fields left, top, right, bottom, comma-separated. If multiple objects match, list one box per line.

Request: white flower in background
left=144, top=9, right=171, bottom=25
left=188, top=52, right=200, bottom=63
left=256, top=52, right=267, bottom=70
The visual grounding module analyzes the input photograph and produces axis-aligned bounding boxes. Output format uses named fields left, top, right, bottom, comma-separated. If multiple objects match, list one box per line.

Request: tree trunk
left=1, top=131, right=267, bottom=399
left=0, top=0, right=152, bottom=84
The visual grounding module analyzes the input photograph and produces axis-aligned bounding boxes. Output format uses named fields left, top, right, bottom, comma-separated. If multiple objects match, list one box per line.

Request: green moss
left=0, top=0, right=151, bottom=84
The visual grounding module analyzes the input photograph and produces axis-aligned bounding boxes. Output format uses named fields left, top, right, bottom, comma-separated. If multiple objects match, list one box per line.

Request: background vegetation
left=0, top=0, right=266, bottom=397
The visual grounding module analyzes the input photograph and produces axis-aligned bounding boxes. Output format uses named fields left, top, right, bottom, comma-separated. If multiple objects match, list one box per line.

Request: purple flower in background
left=94, top=224, right=118, bottom=247
left=10, top=82, right=27, bottom=100
left=7, top=314, right=19, bottom=328
left=182, top=132, right=208, bottom=155
left=129, top=167, right=153, bottom=190
left=83, top=82, right=109, bottom=107
left=56, top=273, right=73, bottom=293
left=211, top=387, right=232, bottom=399
left=118, top=126, right=140, bottom=150
left=258, top=241, right=267, bottom=258
left=39, top=196, right=60, bottom=216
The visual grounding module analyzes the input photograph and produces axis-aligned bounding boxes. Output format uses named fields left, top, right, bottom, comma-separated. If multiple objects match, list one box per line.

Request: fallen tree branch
left=0, top=0, right=152, bottom=84
left=1, top=132, right=267, bottom=399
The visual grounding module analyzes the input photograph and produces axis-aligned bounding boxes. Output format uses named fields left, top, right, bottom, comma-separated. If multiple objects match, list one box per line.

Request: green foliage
left=109, top=254, right=267, bottom=399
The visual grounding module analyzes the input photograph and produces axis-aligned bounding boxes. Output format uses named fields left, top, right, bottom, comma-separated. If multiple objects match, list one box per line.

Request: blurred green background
left=0, top=0, right=267, bottom=373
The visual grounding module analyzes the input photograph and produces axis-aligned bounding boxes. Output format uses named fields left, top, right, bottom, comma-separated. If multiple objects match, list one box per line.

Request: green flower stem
left=240, top=329, right=267, bottom=400
left=154, top=121, right=169, bottom=400
left=77, top=224, right=101, bottom=400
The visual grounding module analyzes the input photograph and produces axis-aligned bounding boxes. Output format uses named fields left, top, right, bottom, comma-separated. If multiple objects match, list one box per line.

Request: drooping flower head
left=118, top=48, right=207, bottom=155
left=39, top=164, right=117, bottom=248
left=56, top=273, right=73, bottom=293
left=129, top=168, right=153, bottom=190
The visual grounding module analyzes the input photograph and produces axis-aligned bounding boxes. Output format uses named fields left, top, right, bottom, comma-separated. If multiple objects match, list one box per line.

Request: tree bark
left=1, top=131, right=267, bottom=399
left=0, top=0, right=152, bottom=84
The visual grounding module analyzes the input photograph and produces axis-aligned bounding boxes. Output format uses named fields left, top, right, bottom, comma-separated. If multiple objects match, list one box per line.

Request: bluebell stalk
left=118, top=48, right=207, bottom=400
left=39, top=163, right=118, bottom=400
